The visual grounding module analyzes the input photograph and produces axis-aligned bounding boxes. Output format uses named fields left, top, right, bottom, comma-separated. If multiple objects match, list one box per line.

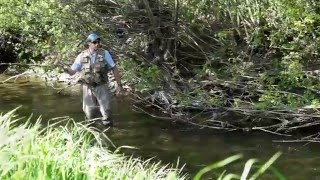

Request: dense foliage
left=169, top=0, right=320, bottom=110
left=0, top=0, right=103, bottom=63
left=115, top=0, right=320, bottom=134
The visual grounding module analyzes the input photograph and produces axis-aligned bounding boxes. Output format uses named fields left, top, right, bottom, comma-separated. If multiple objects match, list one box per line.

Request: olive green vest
left=79, top=49, right=109, bottom=86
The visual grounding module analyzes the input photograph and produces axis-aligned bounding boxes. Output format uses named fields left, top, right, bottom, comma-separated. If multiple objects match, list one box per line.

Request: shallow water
left=0, top=76, right=320, bottom=179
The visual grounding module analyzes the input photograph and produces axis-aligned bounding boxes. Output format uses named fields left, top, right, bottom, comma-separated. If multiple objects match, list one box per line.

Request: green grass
left=0, top=108, right=186, bottom=180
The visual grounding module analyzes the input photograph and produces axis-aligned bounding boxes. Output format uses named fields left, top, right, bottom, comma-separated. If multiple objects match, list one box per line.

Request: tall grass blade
left=268, top=166, right=286, bottom=180
left=241, top=158, right=258, bottom=180
left=223, top=173, right=241, bottom=180
left=249, top=152, right=282, bottom=180
left=193, top=154, right=242, bottom=180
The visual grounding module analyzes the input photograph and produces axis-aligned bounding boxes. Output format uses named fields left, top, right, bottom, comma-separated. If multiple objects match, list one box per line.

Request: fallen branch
left=0, top=71, right=31, bottom=84
left=0, top=63, right=53, bottom=67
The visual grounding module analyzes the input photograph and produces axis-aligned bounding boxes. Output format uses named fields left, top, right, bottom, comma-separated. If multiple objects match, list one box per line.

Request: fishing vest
left=79, top=49, right=109, bottom=86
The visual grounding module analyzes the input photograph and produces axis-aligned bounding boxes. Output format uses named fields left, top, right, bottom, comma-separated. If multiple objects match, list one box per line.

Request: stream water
left=0, top=76, right=319, bottom=179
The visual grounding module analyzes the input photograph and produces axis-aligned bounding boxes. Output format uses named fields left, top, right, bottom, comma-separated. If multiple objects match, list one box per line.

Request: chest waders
left=79, top=49, right=113, bottom=126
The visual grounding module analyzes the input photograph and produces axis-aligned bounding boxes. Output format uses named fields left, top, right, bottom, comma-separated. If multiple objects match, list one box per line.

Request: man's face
left=89, top=39, right=100, bottom=51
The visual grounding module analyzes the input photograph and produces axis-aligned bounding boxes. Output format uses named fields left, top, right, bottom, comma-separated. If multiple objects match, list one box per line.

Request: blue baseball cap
left=86, top=33, right=100, bottom=42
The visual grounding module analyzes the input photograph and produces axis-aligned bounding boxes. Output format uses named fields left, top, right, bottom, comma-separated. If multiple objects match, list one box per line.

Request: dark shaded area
left=0, top=31, right=20, bottom=73
left=0, top=30, right=43, bottom=73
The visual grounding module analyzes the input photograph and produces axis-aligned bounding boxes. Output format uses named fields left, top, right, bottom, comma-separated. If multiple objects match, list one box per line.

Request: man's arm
left=54, top=60, right=77, bottom=75
left=54, top=54, right=82, bottom=75
left=63, top=66, right=77, bottom=75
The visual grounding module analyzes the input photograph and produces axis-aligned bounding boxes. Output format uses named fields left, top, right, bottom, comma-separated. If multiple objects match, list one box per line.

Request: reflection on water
left=1, top=77, right=320, bottom=179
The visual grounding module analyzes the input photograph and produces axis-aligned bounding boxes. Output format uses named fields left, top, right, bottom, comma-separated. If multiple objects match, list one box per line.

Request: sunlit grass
left=194, top=153, right=284, bottom=180
left=0, top=108, right=186, bottom=180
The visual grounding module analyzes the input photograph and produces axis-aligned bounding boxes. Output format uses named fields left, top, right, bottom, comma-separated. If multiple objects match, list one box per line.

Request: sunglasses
left=91, top=40, right=100, bottom=44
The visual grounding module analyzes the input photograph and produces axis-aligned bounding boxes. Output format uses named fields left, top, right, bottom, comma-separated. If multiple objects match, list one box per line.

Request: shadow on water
left=1, top=78, right=320, bottom=179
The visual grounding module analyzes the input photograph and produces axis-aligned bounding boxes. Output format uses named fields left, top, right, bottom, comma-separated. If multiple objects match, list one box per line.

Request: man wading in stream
left=55, top=33, right=123, bottom=126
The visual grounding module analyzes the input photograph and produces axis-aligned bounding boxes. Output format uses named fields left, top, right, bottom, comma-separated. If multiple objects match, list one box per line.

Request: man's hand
left=54, top=59, right=63, bottom=67
left=115, top=85, right=124, bottom=96
left=54, top=60, right=74, bottom=75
